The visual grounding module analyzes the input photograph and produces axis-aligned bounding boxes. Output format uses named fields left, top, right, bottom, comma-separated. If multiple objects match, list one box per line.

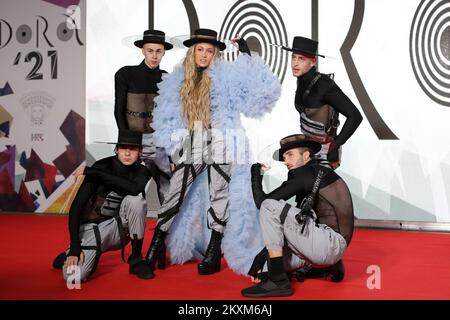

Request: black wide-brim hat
left=273, top=134, right=322, bottom=161
left=281, top=36, right=324, bottom=58
left=183, top=28, right=226, bottom=51
left=98, top=130, right=151, bottom=147
left=134, top=29, right=173, bottom=50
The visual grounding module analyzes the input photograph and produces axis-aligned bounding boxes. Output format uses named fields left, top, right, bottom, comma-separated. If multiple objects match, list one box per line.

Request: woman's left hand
left=230, top=34, right=241, bottom=49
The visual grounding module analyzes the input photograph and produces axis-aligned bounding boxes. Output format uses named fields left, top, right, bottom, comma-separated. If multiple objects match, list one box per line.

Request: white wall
left=86, top=0, right=450, bottom=222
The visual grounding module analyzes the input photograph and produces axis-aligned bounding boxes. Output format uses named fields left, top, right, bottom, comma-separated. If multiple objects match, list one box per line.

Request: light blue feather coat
left=152, top=54, right=281, bottom=275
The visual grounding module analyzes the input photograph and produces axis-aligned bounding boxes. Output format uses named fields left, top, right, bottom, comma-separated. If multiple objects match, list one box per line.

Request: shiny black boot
left=145, top=227, right=167, bottom=270
left=198, top=230, right=223, bottom=275
left=128, top=236, right=154, bottom=279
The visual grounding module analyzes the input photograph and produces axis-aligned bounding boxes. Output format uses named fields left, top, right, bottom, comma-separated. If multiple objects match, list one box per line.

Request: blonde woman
left=140, top=28, right=281, bottom=279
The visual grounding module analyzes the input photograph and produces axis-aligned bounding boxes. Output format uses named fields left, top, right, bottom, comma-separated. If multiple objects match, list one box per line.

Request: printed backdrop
left=0, top=0, right=86, bottom=213
left=86, top=0, right=450, bottom=223
left=2, top=0, right=450, bottom=223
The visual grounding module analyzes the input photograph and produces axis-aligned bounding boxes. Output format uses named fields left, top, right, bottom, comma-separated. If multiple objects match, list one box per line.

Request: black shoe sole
left=197, top=262, right=221, bottom=275
left=130, top=269, right=155, bottom=279
left=241, top=289, right=293, bottom=298
left=136, top=272, right=155, bottom=280
left=197, top=256, right=221, bottom=275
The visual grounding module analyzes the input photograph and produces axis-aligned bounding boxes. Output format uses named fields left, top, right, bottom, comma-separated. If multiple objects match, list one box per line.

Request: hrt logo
left=31, top=133, right=44, bottom=142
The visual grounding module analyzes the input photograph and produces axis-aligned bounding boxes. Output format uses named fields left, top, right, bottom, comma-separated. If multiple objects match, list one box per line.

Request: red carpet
left=1, top=214, right=450, bottom=300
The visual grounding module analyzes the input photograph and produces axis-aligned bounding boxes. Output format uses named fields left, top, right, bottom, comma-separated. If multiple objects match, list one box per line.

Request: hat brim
left=272, top=140, right=322, bottom=161
left=134, top=39, right=173, bottom=50
left=183, top=38, right=226, bottom=51
left=281, top=46, right=325, bottom=58
left=94, top=141, right=151, bottom=147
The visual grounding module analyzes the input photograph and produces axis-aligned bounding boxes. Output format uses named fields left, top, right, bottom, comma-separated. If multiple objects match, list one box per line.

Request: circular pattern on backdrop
left=57, top=22, right=74, bottom=42
left=16, top=24, right=32, bottom=44
left=219, top=0, right=289, bottom=83
left=410, top=0, right=450, bottom=106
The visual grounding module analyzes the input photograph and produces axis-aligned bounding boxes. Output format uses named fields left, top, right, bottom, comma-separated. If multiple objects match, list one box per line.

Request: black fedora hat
left=183, top=28, right=226, bottom=51
left=273, top=134, right=322, bottom=161
left=281, top=36, right=324, bottom=58
left=134, top=30, right=173, bottom=50
left=99, top=130, right=150, bottom=147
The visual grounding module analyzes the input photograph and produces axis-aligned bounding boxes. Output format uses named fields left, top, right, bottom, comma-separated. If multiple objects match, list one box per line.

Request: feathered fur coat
left=151, top=53, right=281, bottom=275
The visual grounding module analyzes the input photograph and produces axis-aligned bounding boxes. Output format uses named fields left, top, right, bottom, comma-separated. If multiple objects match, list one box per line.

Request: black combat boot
left=293, top=260, right=345, bottom=282
left=128, top=236, right=154, bottom=279
left=145, top=227, right=167, bottom=270
left=327, top=259, right=345, bottom=282
left=198, top=230, right=223, bottom=275
left=52, top=252, right=67, bottom=269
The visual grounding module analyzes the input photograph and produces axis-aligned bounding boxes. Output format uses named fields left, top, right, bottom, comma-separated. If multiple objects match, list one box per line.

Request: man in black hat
left=282, top=36, right=363, bottom=168
left=52, top=130, right=155, bottom=282
left=114, top=30, right=174, bottom=205
left=241, top=134, right=354, bottom=297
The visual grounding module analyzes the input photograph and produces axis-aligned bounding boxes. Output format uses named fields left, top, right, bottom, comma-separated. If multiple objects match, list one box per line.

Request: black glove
left=247, top=247, right=268, bottom=277
left=250, top=163, right=266, bottom=208
left=236, top=38, right=251, bottom=56
left=251, top=163, right=262, bottom=174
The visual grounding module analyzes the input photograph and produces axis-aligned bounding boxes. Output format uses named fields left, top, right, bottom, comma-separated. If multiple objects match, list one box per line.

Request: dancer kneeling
left=242, top=134, right=354, bottom=297
left=52, top=130, right=155, bottom=281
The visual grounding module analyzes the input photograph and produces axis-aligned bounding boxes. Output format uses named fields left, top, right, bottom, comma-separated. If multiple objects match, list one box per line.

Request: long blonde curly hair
left=181, top=44, right=221, bottom=129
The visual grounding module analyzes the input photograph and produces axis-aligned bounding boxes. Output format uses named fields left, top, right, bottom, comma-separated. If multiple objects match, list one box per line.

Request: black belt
left=210, top=163, right=231, bottom=183
left=114, top=215, right=127, bottom=262
left=126, top=110, right=152, bottom=118
left=280, top=202, right=316, bottom=234
left=295, top=205, right=319, bottom=234
left=79, top=215, right=128, bottom=278
left=280, top=203, right=291, bottom=225
left=207, top=207, right=227, bottom=227
left=206, top=164, right=230, bottom=228
left=157, top=162, right=231, bottom=230
left=157, top=164, right=192, bottom=229
left=302, top=73, right=322, bottom=103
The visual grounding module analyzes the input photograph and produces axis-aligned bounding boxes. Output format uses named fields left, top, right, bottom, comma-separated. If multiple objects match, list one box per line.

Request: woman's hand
left=230, top=34, right=241, bottom=49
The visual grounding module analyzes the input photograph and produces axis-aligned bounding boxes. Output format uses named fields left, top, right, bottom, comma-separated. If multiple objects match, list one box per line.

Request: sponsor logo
left=20, top=91, right=55, bottom=127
